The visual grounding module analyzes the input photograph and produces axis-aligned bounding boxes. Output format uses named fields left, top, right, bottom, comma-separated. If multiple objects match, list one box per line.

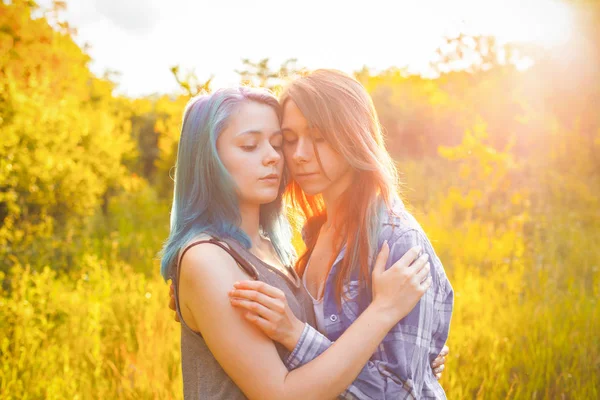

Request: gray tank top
left=172, top=237, right=316, bottom=399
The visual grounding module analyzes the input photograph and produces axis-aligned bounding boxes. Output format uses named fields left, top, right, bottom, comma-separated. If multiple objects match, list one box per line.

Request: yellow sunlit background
left=1, top=0, right=598, bottom=399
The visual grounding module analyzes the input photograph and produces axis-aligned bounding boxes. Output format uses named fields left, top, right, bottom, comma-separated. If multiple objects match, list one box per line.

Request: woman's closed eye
left=282, top=131, right=298, bottom=145
left=241, top=144, right=257, bottom=151
left=271, top=137, right=283, bottom=150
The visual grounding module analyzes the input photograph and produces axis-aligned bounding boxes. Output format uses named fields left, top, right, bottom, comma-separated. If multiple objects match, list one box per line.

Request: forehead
left=230, top=101, right=279, bottom=123
left=220, top=101, right=279, bottom=138
left=281, top=100, right=309, bottom=130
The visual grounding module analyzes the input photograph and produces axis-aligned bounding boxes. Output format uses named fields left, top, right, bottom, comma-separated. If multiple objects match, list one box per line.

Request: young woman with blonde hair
left=225, top=69, right=453, bottom=399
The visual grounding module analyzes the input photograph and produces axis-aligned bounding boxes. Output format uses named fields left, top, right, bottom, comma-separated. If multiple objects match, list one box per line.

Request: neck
left=321, top=169, right=354, bottom=231
left=238, top=202, right=263, bottom=247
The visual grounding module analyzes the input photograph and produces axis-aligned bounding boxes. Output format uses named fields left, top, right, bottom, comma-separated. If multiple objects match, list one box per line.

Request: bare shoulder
left=179, top=235, right=249, bottom=284
left=176, top=233, right=213, bottom=266
left=178, top=236, right=253, bottom=331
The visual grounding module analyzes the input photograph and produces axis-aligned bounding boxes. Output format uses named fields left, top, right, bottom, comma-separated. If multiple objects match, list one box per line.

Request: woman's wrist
left=366, top=300, right=401, bottom=331
left=282, top=320, right=307, bottom=352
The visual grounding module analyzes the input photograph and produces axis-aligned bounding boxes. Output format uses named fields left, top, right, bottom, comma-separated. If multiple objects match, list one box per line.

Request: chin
left=252, top=191, right=280, bottom=204
left=294, top=182, right=326, bottom=197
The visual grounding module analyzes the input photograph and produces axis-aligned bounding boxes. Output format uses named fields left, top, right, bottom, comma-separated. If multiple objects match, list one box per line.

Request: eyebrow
left=282, top=127, right=322, bottom=138
left=281, top=124, right=312, bottom=134
left=237, top=129, right=282, bottom=137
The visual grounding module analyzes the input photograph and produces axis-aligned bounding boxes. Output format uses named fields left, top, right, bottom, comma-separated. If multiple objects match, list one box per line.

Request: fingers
left=230, top=298, right=279, bottom=321
left=229, top=288, right=285, bottom=314
left=233, top=280, right=285, bottom=300
left=243, top=312, right=274, bottom=333
left=170, top=284, right=180, bottom=322
left=433, top=345, right=448, bottom=381
left=411, top=252, right=430, bottom=275
left=440, top=345, right=449, bottom=357
left=432, top=345, right=449, bottom=368
left=169, top=293, right=177, bottom=312
left=372, top=241, right=390, bottom=277
left=421, top=275, right=433, bottom=293
left=415, top=261, right=431, bottom=284
left=432, top=355, right=446, bottom=368
left=390, top=245, right=422, bottom=270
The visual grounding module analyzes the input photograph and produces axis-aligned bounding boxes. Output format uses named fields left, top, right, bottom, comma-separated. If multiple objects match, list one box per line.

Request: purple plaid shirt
left=284, top=201, right=454, bottom=399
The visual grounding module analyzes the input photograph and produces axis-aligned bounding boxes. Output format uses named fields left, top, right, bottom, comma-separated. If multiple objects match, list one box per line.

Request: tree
left=235, top=58, right=307, bottom=93
left=0, top=0, right=134, bottom=272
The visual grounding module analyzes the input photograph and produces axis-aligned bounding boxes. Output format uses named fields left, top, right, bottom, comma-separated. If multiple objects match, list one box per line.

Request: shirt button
left=329, top=314, right=338, bottom=322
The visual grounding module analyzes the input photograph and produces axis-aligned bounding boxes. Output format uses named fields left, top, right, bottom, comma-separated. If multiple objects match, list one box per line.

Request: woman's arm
left=306, top=229, right=453, bottom=399
left=179, top=242, right=429, bottom=400
left=168, top=284, right=449, bottom=379
left=229, top=231, right=453, bottom=399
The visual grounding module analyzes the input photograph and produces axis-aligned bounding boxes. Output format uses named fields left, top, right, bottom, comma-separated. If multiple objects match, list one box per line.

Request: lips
left=295, top=172, right=319, bottom=179
left=260, top=173, right=280, bottom=180
left=259, top=173, right=280, bottom=185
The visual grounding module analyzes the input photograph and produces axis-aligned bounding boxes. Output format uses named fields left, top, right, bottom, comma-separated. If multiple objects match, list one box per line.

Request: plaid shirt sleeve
left=284, top=229, right=453, bottom=399
left=284, top=323, right=332, bottom=370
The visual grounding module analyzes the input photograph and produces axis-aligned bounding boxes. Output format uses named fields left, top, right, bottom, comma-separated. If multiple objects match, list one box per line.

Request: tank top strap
left=177, top=238, right=259, bottom=283
left=174, top=237, right=260, bottom=336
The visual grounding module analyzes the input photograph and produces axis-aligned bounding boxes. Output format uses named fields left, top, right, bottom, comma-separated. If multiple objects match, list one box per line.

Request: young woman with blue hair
left=162, top=85, right=435, bottom=399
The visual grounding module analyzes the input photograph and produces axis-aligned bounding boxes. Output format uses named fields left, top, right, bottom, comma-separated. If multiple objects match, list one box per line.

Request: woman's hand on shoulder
left=177, top=242, right=291, bottom=399
left=228, top=280, right=306, bottom=352
left=370, top=241, right=432, bottom=327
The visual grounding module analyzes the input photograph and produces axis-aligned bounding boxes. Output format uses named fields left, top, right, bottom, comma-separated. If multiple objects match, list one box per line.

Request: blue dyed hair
left=160, top=87, right=295, bottom=280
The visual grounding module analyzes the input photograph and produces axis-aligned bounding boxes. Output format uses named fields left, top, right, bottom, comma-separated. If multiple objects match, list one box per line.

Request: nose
left=263, top=143, right=282, bottom=166
left=292, top=137, right=313, bottom=164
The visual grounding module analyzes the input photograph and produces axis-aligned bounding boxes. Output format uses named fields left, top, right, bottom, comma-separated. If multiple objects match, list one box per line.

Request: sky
left=38, top=0, right=575, bottom=97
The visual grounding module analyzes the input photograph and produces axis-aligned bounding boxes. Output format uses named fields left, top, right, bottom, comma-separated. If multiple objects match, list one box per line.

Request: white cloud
left=36, top=0, right=574, bottom=96
left=94, top=0, right=160, bottom=35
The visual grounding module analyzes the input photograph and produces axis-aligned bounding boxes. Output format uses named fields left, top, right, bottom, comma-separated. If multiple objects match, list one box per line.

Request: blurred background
left=1, top=0, right=599, bottom=398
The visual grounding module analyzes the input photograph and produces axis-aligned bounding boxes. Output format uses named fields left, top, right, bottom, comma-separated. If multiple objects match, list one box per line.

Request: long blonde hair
left=282, top=69, right=400, bottom=303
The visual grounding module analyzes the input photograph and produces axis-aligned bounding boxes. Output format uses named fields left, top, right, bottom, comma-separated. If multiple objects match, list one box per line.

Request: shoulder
left=378, top=201, right=452, bottom=292
left=178, top=235, right=248, bottom=287
left=378, top=200, right=427, bottom=245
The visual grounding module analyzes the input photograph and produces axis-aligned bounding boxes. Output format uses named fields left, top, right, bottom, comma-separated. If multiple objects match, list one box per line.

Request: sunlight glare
left=520, top=0, right=574, bottom=48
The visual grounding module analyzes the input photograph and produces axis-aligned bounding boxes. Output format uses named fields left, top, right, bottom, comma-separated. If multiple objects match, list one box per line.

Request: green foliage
left=0, top=0, right=135, bottom=273
left=0, top=257, right=181, bottom=399
left=1, top=0, right=599, bottom=398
